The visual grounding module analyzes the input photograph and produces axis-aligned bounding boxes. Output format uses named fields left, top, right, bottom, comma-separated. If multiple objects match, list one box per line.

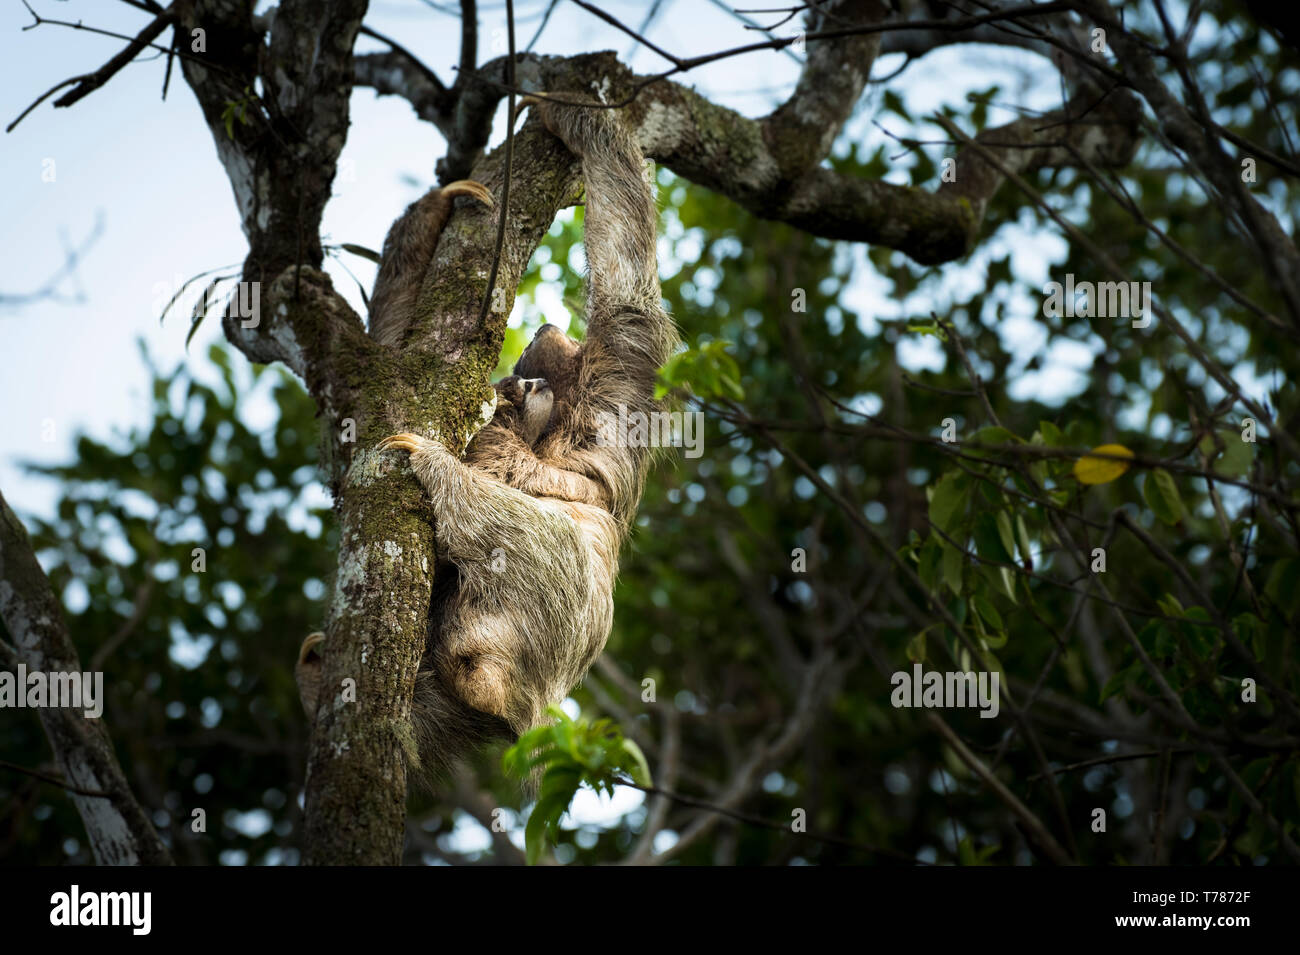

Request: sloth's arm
left=378, top=432, right=568, bottom=568
left=523, top=97, right=679, bottom=525
left=528, top=97, right=662, bottom=332
left=368, top=180, right=493, bottom=347
left=465, top=423, right=611, bottom=507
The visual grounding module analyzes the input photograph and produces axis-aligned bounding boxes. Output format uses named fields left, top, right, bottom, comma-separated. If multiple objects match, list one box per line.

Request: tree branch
left=0, top=489, right=171, bottom=865
left=355, top=17, right=1139, bottom=265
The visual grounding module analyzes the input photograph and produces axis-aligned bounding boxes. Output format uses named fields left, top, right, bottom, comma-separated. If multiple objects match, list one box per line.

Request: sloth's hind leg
left=440, top=614, right=514, bottom=723
left=368, top=181, right=494, bottom=346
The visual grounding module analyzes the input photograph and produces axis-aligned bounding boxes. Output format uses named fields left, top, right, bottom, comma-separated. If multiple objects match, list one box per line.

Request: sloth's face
left=496, top=375, right=554, bottom=445
left=515, top=323, right=581, bottom=402
left=517, top=377, right=554, bottom=445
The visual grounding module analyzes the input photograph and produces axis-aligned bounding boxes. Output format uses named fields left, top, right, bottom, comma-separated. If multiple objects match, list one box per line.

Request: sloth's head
left=514, top=324, right=582, bottom=402
left=495, top=375, right=554, bottom=445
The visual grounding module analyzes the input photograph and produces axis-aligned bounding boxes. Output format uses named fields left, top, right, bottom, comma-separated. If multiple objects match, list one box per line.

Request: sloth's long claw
left=379, top=432, right=425, bottom=454
left=441, top=179, right=494, bottom=210
left=298, top=631, right=325, bottom=665
left=516, top=92, right=545, bottom=110
left=295, top=632, right=325, bottom=718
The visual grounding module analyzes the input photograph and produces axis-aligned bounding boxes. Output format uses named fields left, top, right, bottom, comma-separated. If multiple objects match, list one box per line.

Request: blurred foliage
left=656, top=340, right=744, bottom=401
left=2, top=343, right=333, bottom=865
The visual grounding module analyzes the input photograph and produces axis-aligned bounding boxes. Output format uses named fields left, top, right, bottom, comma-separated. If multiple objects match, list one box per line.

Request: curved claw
left=441, top=179, right=494, bottom=210
left=378, top=432, right=427, bottom=454
left=295, top=632, right=325, bottom=718
left=516, top=93, right=545, bottom=110
left=298, top=631, right=325, bottom=665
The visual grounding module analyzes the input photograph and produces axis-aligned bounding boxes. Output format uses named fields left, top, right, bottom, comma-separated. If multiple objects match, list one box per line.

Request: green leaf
left=1143, top=468, right=1186, bottom=525
left=906, top=627, right=929, bottom=663
left=1199, top=430, right=1253, bottom=478
left=929, top=472, right=968, bottom=536
left=882, top=88, right=912, bottom=121
left=996, top=511, right=1017, bottom=560
left=655, top=340, right=745, bottom=401
left=918, top=536, right=942, bottom=593
left=970, top=426, right=1020, bottom=447
left=620, top=740, right=652, bottom=787
left=906, top=318, right=947, bottom=341
left=942, top=541, right=964, bottom=595
left=502, top=703, right=653, bottom=863
left=1100, top=661, right=1140, bottom=702
left=1015, top=515, right=1032, bottom=568
left=959, top=836, right=976, bottom=866
left=958, top=836, right=998, bottom=865
left=1156, top=593, right=1186, bottom=619
left=1265, top=559, right=1300, bottom=615
left=973, top=513, right=1012, bottom=564
left=971, top=594, right=1003, bottom=631
left=981, top=626, right=1008, bottom=650
left=525, top=787, right=577, bottom=865
left=1038, top=420, right=1063, bottom=446
left=997, top=566, right=1017, bottom=603
left=340, top=243, right=381, bottom=263
left=185, top=311, right=208, bottom=350
left=1233, top=612, right=1266, bottom=659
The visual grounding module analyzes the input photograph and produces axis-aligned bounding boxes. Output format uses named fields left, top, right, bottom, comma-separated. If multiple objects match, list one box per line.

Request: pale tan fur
left=380, top=431, right=619, bottom=748
left=300, top=97, right=679, bottom=787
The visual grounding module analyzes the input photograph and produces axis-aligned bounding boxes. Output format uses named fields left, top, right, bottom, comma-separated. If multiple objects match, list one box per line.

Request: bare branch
left=0, top=759, right=112, bottom=800
left=52, top=8, right=175, bottom=108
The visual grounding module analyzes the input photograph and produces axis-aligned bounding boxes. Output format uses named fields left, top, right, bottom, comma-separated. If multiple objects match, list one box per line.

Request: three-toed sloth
left=297, top=95, right=678, bottom=785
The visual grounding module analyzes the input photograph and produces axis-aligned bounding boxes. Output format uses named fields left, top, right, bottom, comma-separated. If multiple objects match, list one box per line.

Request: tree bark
left=0, top=491, right=172, bottom=865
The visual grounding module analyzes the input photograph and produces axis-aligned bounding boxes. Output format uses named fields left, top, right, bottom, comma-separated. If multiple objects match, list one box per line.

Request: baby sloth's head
left=495, top=375, right=554, bottom=445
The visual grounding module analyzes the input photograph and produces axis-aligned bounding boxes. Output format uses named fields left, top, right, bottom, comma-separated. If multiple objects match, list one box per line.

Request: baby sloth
left=488, top=374, right=554, bottom=445
left=460, top=368, right=606, bottom=508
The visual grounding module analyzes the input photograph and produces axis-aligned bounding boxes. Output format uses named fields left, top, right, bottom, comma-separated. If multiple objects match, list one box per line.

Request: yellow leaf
left=1074, top=444, right=1134, bottom=485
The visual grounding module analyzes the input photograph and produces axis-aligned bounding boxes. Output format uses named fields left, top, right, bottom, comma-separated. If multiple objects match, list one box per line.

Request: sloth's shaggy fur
left=301, top=97, right=679, bottom=786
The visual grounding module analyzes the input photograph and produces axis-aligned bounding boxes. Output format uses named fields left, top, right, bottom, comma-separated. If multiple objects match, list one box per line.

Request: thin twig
left=0, top=760, right=112, bottom=800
